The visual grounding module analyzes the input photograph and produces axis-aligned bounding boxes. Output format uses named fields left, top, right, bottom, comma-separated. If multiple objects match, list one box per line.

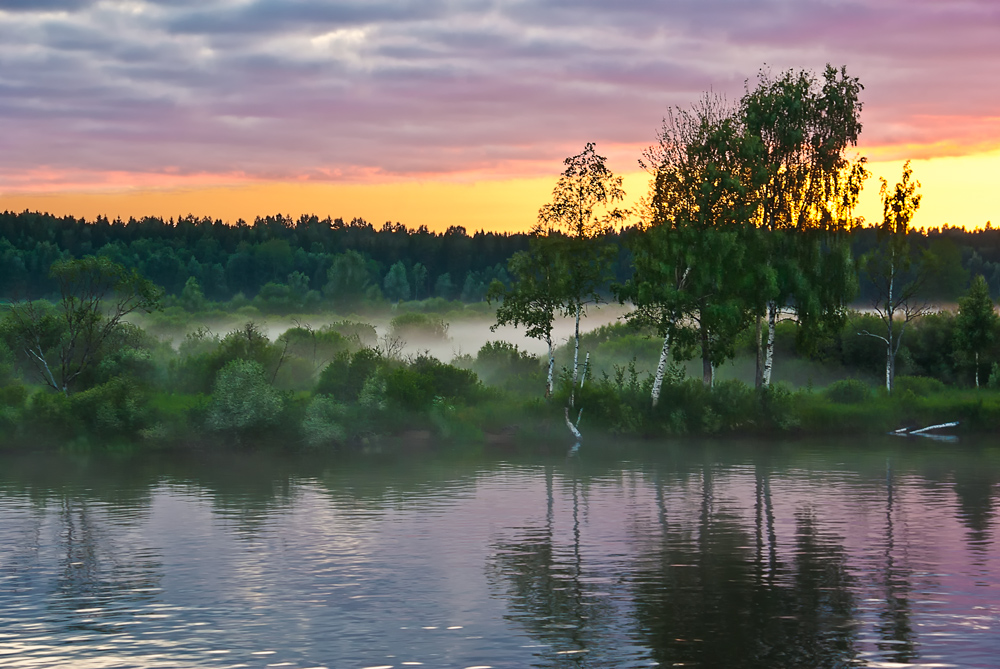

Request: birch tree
left=859, top=162, right=926, bottom=393
left=742, top=65, right=867, bottom=387
left=488, top=233, right=569, bottom=398
left=622, top=96, right=756, bottom=394
left=955, top=274, right=998, bottom=388
left=537, top=143, right=626, bottom=406
left=614, top=220, right=695, bottom=406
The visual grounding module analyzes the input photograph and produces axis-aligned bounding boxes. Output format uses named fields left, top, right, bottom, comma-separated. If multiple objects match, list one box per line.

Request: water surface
left=2, top=437, right=999, bottom=668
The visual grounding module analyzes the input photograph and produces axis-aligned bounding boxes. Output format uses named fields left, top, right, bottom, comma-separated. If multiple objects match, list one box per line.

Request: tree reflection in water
left=634, top=465, right=855, bottom=668
left=488, top=464, right=626, bottom=667
left=51, top=495, right=163, bottom=632
left=489, top=460, right=863, bottom=668
left=951, top=458, right=999, bottom=556
left=873, top=458, right=917, bottom=663
left=630, top=461, right=859, bottom=669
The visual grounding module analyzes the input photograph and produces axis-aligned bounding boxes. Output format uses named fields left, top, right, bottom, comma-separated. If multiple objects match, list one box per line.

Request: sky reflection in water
left=1, top=438, right=998, bottom=668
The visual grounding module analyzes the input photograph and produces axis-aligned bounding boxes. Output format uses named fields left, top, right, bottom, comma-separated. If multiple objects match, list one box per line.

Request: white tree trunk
left=754, top=315, right=764, bottom=389
left=546, top=333, right=554, bottom=398
left=27, top=346, right=61, bottom=394
left=886, top=257, right=895, bottom=393
left=651, top=333, right=671, bottom=408
left=570, top=304, right=581, bottom=407
left=976, top=351, right=980, bottom=388
left=885, top=341, right=892, bottom=393
left=762, top=301, right=777, bottom=386
left=564, top=407, right=582, bottom=442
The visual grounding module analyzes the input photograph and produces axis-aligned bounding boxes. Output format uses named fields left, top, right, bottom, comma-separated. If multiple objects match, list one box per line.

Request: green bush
left=473, top=341, right=541, bottom=387
left=301, top=395, right=347, bottom=447
left=389, top=312, right=449, bottom=341
left=207, top=359, right=284, bottom=433
left=0, top=382, right=28, bottom=409
left=69, top=376, right=150, bottom=437
left=893, top=375, right=946, bottom=397
left=988, top=363, right=1000, bottom=390
left=824, top=379, right=872, bottom=404
left=384, top=356, right=481, bottom=411
left=19, top=376, right=151, bottom=440
left=315, top=348, right=383, bottom=401
left=23, top=390, right=77, bottom=438
left=171, top=322, right=285, bottom=394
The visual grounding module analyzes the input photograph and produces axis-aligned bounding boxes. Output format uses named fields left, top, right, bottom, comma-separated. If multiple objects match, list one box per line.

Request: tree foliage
left=955, top=274, right=999, bottom=387
left=741, top=65, right=867, bottom=386
left=623, top=95, right=757, bottom=393
left=4, top=256, right=161, bottom=394
left=207, top=359, right=283, bottom=433
left=860, top=161, right=926, bottom=392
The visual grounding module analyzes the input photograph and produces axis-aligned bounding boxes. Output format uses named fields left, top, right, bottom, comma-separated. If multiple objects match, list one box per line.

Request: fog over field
left=129, top=302, right=875, bottom=393
left=137, top=305, right=632, bottom=362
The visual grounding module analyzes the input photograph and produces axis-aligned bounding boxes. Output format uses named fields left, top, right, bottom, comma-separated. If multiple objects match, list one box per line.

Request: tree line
left=0, top=205, right=997, bottom=315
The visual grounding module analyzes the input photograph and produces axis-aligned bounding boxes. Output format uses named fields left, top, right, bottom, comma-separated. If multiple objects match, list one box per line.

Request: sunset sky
left=1, top=0, right=997, bottom=232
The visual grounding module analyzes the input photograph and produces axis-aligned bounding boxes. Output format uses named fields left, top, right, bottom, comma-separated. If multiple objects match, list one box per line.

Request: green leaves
left=955, top=275, right=999, bottom=385
left=207, top=359, right=283, bottom=433
left=5, top=256, right=162, bottom=394
left=537, top=142, right=628, bottom=239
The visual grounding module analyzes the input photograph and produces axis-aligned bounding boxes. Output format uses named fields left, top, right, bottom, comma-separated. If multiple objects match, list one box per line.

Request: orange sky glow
left=3, top=147, right=996, bottom=234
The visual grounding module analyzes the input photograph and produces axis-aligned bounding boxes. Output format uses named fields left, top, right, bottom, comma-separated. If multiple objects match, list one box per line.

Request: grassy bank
left=3, top=303, right=999, bottom=453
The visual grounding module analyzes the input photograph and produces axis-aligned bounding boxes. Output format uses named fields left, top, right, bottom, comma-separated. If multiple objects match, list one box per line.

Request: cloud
left=0, top=0, right=997, bottom=191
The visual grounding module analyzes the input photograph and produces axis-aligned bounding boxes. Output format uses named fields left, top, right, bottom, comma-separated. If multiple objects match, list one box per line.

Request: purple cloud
left=0, top=0, right=996, bottom=189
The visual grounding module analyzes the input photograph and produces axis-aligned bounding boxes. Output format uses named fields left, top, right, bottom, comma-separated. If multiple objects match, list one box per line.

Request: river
left=1, top=436, right=998, bottom=668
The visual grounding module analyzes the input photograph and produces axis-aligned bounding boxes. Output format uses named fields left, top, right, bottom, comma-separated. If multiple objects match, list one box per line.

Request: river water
left=1, top=437, right=999, bottom=668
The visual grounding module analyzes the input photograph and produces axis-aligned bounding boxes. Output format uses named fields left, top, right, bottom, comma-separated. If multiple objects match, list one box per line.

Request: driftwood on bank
left=891, top=421, right=959, bottom=442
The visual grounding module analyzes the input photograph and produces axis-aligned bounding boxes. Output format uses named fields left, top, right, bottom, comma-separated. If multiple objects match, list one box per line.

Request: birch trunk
left=754, top=315, right=764, bottom=389
left=885, top=311, right=894, bottom=393
left=570, top=304, right=581, bottom=408
left=762, top=301, right=777, bottom=386
left=885, top=341, right=893, bottom=392
left=651, top=333, right=671, bottom=408
left=976, top=351, right=980, bottom=388
left=564, top=407, right=582, bottom=443
left=701, top=324, right=713, bottom=387
left=545, top=333, right=554, bottom=398
left=886, top=254, right=895, bottom=393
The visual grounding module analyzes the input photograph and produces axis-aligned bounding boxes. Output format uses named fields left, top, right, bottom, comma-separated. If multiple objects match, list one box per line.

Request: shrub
left=389, top=312, right=449, bottom=341
left=473, top=341, right=540, bottom=384
left=69, top=376, right=149, bottom=436
left=315, top=348, right=383, bottom=401
left=171, top=322, right=284, bottom=394
left=893, top=375, right=946, bottom=397
left=19, top=377, right=151, bottom=440
left=384, top=356, right=480, bottom=410
left=207, top=359, right=284, bottom=433
left=990, top=363, right=1000, bottom=390
left=824, top=379, right=872, bottom=404
left=383, top=366, right=434, bottom=411
left=756, top=383, right=798, bottom=431
left=301, top=395, right=346, bottom=447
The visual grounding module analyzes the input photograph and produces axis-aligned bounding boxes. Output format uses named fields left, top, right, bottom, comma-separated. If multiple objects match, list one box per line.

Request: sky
left=1, top=0, right=998, bottom=232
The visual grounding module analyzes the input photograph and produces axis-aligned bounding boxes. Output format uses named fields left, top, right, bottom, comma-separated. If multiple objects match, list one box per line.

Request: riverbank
left=2, top=375, right=997, bottom=454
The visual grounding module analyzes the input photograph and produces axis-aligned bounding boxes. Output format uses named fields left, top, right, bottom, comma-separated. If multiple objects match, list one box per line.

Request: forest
left=3, top=65, right=1000, bottom=450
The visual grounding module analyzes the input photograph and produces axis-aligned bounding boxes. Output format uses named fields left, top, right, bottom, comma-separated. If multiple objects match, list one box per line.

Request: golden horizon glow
left=2, top=150, right=996, bottom=234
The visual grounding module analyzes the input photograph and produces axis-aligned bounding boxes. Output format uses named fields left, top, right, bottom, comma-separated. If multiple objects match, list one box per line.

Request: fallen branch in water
left=891, top=421, right=959, bottom=441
